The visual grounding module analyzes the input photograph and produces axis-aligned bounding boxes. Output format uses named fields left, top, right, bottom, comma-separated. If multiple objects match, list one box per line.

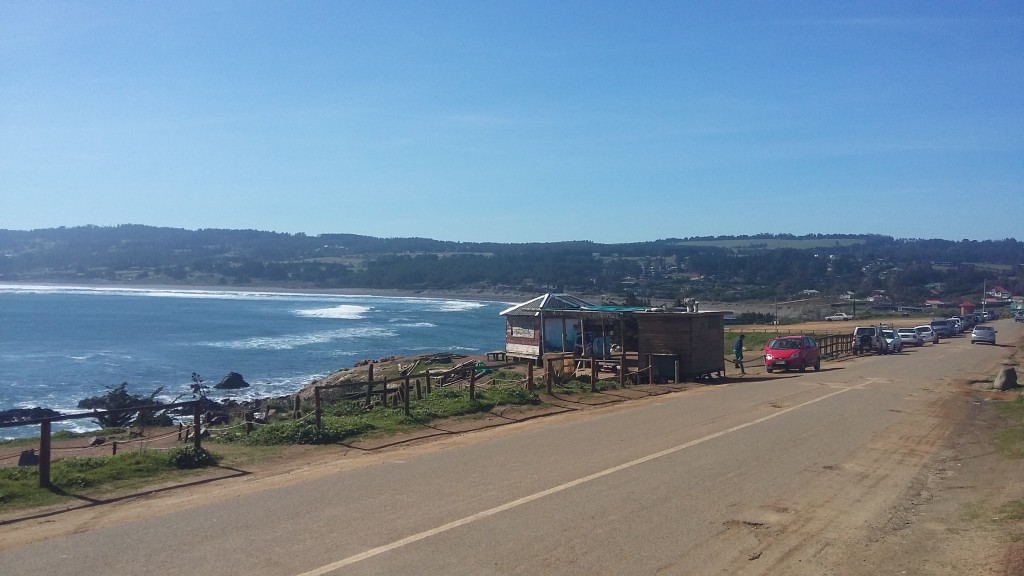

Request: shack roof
left=500, top=293, right=722, bottom=319
left=499, top=293, right=596, bottom=316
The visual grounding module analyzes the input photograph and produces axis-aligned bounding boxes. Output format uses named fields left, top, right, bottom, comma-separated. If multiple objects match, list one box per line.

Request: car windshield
left=975, top=326, right=993, bottom=332
left=770, top=339, right=802, bottom=350
left=881, top=330, right=895, bottom=337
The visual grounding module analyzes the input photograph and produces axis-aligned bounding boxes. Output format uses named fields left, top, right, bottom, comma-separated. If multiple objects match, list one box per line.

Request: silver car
left=971, top=325, right=996, bottom=345
left=897, top=327, right=923, bottom=346
left=915, top=325, right=938, bottom=344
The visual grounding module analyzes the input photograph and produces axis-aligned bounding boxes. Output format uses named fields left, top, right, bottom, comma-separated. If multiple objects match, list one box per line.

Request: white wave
left=293, top=305, right=370, bottom=320
left=394, top=322, right=437, bottom=328
left=436, top=300, right=487, bottom=312
left=204, top=327, right=397, bottom=351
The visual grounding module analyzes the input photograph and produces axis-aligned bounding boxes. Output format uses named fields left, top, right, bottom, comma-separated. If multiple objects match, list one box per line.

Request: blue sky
left=2, top=2, right=1022, bottom=243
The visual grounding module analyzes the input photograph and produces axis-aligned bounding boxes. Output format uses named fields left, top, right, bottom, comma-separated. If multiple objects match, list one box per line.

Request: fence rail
left=0, top=400, right=201, bottom=488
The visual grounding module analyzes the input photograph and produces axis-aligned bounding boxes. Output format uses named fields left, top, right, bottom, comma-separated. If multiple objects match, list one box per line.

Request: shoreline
left=0, top=280, right=539, bottom=305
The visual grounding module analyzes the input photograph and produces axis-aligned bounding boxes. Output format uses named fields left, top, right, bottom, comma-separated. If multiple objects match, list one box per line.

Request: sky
left=2, top=2, right=1022, bottom=244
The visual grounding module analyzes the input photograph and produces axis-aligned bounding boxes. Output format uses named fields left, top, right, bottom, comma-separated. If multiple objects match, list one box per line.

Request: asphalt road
left=1, top=321, right=1018, bottom=575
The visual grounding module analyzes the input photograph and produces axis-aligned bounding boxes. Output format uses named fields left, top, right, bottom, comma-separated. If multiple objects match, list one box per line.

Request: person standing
left=733, top=334, right=745, bottom=374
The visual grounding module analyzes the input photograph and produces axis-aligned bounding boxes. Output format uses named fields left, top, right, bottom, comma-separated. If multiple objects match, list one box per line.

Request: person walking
left=733, top=334, right=745, bottom=374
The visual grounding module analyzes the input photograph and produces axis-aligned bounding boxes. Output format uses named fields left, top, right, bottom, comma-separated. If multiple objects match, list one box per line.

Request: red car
left=764, top=335, right=821, bottom=373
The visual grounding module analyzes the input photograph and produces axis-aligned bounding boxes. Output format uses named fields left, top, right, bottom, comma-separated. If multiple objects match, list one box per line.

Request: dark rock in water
left=214, top=371, right=250, bottom=390
left=0, top=407, right=62, bottom=424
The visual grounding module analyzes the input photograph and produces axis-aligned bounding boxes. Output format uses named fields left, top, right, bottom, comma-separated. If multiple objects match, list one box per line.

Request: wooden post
left=192, top=402, right=202, bottom=449
left=674, top=360, right=680, bottom=384
left=314, top=386, right=322, bottom=430
left=403, top=375, right=411, bottom=416
left=293, top=395, right=301, bottom=419
left=469, top=369, right=477, bottom=400
left=426, top=370, right=432, bottom=394
left=244, top=411, right=254, bottom=435
left=368, top=362, right=374, bottom=383
left=527, top=362, right=534, bottom=391
left=365, top=380, right=374, bottom=407
left=619, top=351, right=627, bottom=386
left=415, top=379, right=422, bottom=400
left=39, top=420, right=52, bottom=488
left=546, top=359, right=553, bottom=394
left=112, top=441, right=118, bottom=456
left=590, top=355, right=598, bottom=392
left=647, top=353, right=654, bottom=384
left=177, top=423, right=183, bottom=441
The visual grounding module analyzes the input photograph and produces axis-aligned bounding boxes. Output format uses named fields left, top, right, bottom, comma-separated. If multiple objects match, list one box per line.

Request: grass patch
left=998, top=499, right=1024, bottom=521
left=995, top=395, right=1024, bottom=459
left=212, top=385, right=542, bottom=446
left=0, top=445, right=218, bottom=512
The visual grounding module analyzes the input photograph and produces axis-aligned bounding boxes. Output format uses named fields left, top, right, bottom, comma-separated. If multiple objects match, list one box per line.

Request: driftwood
left=439, top=360, right=477, bottom=386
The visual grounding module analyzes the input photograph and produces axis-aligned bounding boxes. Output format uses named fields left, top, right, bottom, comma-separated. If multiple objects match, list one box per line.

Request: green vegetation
left=725, top=331, right=781, bottom=355
left=995, top=395, right=1024, bottom=459
left=213, top=385, right=542, bottom=446
left=1, top=227, right=1021, bottom=305
left=0, top=446, right=218, bottom=512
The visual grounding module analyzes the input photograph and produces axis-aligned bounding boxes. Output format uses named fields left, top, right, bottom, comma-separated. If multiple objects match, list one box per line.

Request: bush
left=168, top=446, right=218, bottom=469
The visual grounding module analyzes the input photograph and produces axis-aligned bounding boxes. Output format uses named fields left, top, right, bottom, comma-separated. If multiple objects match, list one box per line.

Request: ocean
left=0, top=284, right=511, bottom=438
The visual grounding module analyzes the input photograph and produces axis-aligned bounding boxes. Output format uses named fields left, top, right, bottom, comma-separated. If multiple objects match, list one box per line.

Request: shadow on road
left=0, top=465, right=251, bottom=527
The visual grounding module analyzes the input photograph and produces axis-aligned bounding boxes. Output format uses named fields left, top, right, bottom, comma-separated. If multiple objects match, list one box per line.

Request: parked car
left=880, top=329, right=903, bottom=353
left=929, top=319, right=953, bottom=338
left=896, top=327, right=923, bottom=347
left=852, top=326, right=886, bottom=355
left=948, top=318, right=963, bottom=334
left=764, top=335, right=821, bottom=372
left=914, top=325, right=939, bottom=344
left=1015, top=311, right=1024, bottom=323
left=824, top=312, right=852, bottom=321
left=971, top=325, right=997, bottom=345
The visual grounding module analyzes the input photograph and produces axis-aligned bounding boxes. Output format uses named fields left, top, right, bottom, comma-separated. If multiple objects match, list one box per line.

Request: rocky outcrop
left=0, top=407, right=62, bottom=424
left=995, top=367, right=1018, bottom=391
left=214, top=371, right=250, bottom=389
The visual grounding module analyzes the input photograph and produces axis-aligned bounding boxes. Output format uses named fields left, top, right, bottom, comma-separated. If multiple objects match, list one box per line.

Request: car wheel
left=813, top=359, right=821, bottom=371
left=767, top=367, right=773, bottom=373
left=799, top=361, right=806, bottom=372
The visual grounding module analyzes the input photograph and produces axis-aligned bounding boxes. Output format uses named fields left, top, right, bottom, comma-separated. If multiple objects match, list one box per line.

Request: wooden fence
left=312, top=360, right=533, bottom=430
left=0, top=400, right=201, bottom=488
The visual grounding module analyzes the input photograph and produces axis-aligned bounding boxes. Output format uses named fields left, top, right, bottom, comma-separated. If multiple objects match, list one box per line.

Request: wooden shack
left=500, top=294, right=726, bottom=381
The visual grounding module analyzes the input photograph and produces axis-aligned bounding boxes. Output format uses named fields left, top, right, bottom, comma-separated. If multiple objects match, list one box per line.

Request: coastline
left=0, top=280, right=537, bottom=305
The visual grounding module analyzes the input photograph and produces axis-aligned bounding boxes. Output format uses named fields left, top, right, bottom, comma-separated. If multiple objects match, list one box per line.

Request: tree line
left=1, top=226, right=1021, bottom=304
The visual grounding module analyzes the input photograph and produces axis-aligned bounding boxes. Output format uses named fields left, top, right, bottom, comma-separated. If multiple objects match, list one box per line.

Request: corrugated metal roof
left=499, top=293, right=594, bottom=316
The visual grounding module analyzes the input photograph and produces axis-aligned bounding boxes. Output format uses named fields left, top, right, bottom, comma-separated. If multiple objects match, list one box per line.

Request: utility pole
left=982, top=279, right=986, bottom=314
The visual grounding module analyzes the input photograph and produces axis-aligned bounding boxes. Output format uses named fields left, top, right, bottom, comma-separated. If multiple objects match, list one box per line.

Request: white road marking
left=297, top=383, right=864, bottom=575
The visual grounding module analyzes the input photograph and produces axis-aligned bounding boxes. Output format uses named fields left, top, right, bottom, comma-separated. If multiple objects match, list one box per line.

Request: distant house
left=800, top=289, right=820, bottom=296
left=987, top=286, right=1012, bottom=299
left=925, top=299, right=944, bottom=308
left=839, top=291, right=855, bottom=300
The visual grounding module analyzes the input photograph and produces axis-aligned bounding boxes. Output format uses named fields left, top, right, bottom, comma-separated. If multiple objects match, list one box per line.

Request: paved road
left=1, top=321, right=1018, bottom=575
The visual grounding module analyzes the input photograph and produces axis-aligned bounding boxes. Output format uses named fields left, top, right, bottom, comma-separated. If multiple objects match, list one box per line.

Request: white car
left=880, top=329, right=903, bottom=353
left=824, top=312, right=852, bottom=321
left=914, top=325, right=938, bottom=344
left=896, top=327, right=923, bottom=347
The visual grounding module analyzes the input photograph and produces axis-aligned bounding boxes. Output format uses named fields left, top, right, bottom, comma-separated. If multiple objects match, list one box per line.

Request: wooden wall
left=637, top=313, right=725, bottom=378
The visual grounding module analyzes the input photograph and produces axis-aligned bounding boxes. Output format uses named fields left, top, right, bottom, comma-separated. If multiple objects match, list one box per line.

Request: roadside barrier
left=0, top=400, right=202, bottom=488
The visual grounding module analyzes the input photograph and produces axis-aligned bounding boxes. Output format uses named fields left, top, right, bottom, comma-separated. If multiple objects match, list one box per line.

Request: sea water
left=0, top=284, right=510, bottom=438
